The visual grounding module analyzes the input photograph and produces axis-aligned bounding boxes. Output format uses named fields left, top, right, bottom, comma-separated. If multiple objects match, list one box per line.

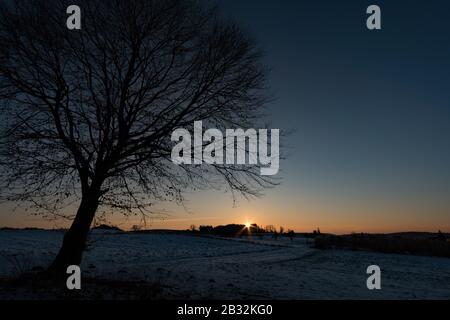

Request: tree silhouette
left=0, top=0, right=274, bottom=274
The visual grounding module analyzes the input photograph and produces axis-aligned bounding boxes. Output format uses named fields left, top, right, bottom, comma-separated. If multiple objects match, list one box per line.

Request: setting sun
left=245, top=222, right=251, bottom=229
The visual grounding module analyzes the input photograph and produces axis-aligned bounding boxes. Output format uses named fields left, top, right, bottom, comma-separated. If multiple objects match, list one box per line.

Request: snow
left=1, top=229, right=449, bottom=299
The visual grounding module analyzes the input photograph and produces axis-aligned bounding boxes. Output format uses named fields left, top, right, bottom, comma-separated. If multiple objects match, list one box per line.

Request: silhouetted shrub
left=286, top=230, right=295, bottom=241
left=437, top=230, right=447, bottom=242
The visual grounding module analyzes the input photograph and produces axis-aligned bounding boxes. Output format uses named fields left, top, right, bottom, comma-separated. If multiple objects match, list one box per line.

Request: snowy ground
left=0, top=229, right=449, bottom=299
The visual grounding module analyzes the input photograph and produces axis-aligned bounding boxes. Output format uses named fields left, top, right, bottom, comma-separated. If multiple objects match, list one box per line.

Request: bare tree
left=0, top=0, right=274, bottom=274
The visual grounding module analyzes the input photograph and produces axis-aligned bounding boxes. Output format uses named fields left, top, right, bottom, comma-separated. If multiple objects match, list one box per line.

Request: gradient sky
left=1, top=0, right=449, bottom=233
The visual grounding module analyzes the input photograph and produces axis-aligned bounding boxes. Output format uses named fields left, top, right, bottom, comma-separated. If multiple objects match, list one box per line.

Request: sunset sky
left=1, top=0, right=449, bottom=233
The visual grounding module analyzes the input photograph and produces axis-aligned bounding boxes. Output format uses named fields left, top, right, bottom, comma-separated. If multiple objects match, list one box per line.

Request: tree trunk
left=47, top=192, right=99, bottom=276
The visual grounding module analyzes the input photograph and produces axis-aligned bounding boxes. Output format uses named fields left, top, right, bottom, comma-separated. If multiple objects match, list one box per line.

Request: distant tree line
left=191, top=223, right=296, bottom=239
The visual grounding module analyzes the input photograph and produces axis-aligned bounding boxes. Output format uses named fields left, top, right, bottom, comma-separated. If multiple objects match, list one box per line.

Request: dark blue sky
left=205, top=0, right=450, bottom=231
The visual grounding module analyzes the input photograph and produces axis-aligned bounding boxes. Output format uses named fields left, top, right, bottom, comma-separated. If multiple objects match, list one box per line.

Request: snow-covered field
left=1, top=229, right=450, bottom=299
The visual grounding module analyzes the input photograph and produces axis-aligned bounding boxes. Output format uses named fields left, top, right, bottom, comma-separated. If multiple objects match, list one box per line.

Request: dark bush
left=199, top=224, right=265, bottom=237
left=314, top=234, right=450, bottom=258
